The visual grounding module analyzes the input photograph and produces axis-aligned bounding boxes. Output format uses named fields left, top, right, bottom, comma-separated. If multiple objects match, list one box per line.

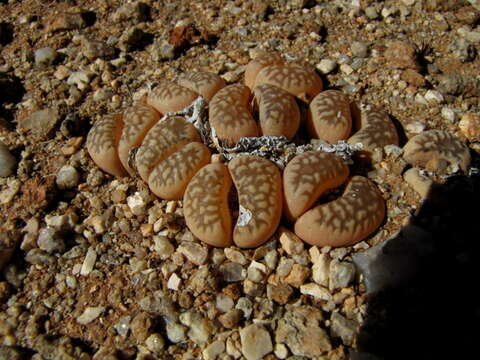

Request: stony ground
left=1, top=0, right=480, bottom=359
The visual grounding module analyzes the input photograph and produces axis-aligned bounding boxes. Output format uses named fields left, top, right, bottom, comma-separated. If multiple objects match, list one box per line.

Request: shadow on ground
left=352, top=168, right=480, bottom=359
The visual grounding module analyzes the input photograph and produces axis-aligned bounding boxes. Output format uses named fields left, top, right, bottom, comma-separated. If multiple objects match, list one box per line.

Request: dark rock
left=119, top=27, right=153, bottom=52
left=82, top=39, right=116, bottom=60
left=0, top=22, right=13, bottom=46
left=46, top=12, right=86, bottom=32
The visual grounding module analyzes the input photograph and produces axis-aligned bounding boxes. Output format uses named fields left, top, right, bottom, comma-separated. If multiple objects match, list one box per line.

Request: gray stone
left=365, top=6, right=379, bottom=19
left=0, top=141, right=16, bottom=177
left=203, top=340, right=226, bottom=360
left=235, top=297, right=253, bottom=319
left=34, top=47, right=57, bottom=66
left=178, top=242, right=208, bottom=265
left=275, top=305, right=331, bottom=357
left=151, top=40, right=176, bottom=61
left=330, top=312, right=358, bottom=345
left=179, top=311, right=215, bottom=345
left=219, top=262, right=246, bottom=282
left=316, top=59, right=337, bottom=74
left=77, top=306, right=105, bottom=325
left=240, top=324, right=273, bottom=360
left=329, top=260, right=356, bottom=291
left=351, top=41, right=368, bottom=58
left=113, top=315, right=131, bottom=337
left=82, top=39, right=116, bottom=60
left=67, top=71, right=93, bottom=90
left=166, top=322, right=187, bottom=343
left=56, top=165, right=79, bottom=189
left=37, top=227, right=65, bottom=253
left=145, top=333, right=165, bottom=353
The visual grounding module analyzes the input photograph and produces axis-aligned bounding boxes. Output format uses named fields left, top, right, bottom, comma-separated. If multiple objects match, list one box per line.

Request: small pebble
left=405, top=121, right=426, bottom=134
left=424, top=89, right=444, bottom=103
left=80, top=247, right=97, bottom=275
left=203, top=340, right=225, bottom=360
left=56, top=165, right=79, bottom=189
left=365, top=6, right=379, bottom=19
left=441, top=107, right=457, bottom=123
left=459, top=113, right=480, bottom=141
left=329, top=260, right=355, bottom=291
left=0, top=141, right=16, bottom=177
left=316, top=59, right=337, bottom=74
left=37, top=227, right=65, bottom=253
left=77, top=306, right=105, bottom=325
left=351, top=41, right=368, bottom=58
left=34, top=47, right=57, bottom=66
left=240, top=324, right=273, bottom=360
left=67, top=71, right=93, bottom=90
left=145, top=333, right=165, bottom=353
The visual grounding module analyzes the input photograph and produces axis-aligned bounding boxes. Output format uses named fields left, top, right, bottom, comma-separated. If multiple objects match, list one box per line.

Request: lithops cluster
left=403, top=129, right=471, bottom=174
left=86, top=52, right=406, bottom=249
left=184, top=155, right=282, bottom=248
left=87, top=72, right=225, bottom=199
left=283, top=152, right=385, bottom=247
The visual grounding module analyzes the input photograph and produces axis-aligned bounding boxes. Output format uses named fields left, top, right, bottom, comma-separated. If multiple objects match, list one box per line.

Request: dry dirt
left=1, top=0, right=480, bottom=359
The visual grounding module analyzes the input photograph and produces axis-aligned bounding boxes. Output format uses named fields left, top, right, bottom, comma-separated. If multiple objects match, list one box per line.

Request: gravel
left=0, top=1, right=478, bottom=358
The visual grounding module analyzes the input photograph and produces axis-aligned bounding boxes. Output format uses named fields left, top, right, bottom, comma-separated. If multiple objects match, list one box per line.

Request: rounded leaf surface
left=147, top=81, right=198, bottom=114
left=86, top=113, right=126, bottom=177
left=184, top=163, right=233, bottom=247
left=403, top=129, right=471, bottom=173
left=294, top=176, right=385, bottom=247
left=148, top=142, right=211, bottom=200
left=307, top=90, right=352, bottom=142
left=347, top=108, right=398, bottom=152
left=135, top=116, right=200, bottom=182
left=254, top=64, right=323, bottom=102
left=228, top=155, right=283, bottom=248
left=253, top=84, right=300, bottom=139
left=244, top=51, right=284, bottom=89
left=118, top=104, right=160, bottom=175
left=283, top=151, right=349, bottom=221
left=209, top=84, right=258, bottom=146
left=177, top=71, right=226, bottom=101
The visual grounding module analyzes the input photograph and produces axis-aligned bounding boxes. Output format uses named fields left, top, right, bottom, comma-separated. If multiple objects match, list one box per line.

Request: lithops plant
left=183, top=163, right=233, bottom=247
left=254, top=63, right=323, bottom=102
left=209, top=84, right=258, bottom=146
left=347, top=107, right=399, bottom=153
left=253, top=84, right=300, bottom=139
left=244, top=51, right=284, bottom=90
left=184, top=155, right=282, bottom=248
left=87, top=72, right=226, bottom=200
left=86, top=56, right=406, bottom=249
left=403, top=129, right=471, bottom=173
left=294, top=176, right=386, bottom=247
left=283, top=151, right=350, bottom=222
left=307, top=90, right=352, bottom=143
left=86, top=113, right=127, bottom=178
left=118, top=104, right=160, bottom=176
left=176, top=71, right=226, bottom=101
